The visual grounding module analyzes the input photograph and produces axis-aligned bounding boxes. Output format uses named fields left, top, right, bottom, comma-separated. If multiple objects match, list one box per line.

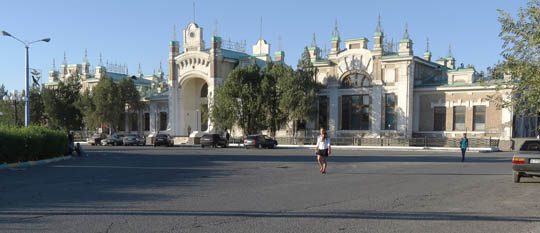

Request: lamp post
left=2, top=30, right=50, bottom=127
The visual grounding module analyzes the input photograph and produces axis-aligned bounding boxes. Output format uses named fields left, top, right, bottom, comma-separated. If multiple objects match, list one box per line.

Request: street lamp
left=2, top=30, right=50, bottom=127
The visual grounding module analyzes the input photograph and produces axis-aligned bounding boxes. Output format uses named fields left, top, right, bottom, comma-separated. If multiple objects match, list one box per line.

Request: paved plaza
left=1, top=147, right=539, bottom=233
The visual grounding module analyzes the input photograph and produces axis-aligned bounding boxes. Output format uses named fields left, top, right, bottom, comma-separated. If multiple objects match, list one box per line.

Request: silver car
left=512, top=140, right=540, bottom=183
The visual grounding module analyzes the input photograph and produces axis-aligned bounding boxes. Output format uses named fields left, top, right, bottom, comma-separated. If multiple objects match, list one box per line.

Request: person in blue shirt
left=459, top=133, right=469, bottom=162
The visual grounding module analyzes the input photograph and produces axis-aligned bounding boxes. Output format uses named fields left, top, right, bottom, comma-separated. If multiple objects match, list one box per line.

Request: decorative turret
left=398, top=23, right=413, bottom=56
left=48, top=59, right=58, bottom=82
left=60, top=52, right=68, bottom=78
left=170, top=25, right=179, bottom=82
left=308, top=33, right=321, bottom=62
left=252, top=39, right=270, bottom=61
left=373, top=14, right=384, bottom=56
left=330, top=20, right=340, bottom=55
left=82, top=49, right=90, bottom=81
left=157, top=61, right=165, bottom=81
left=183, top=22, right=204, bottom=52
left=446, top=44, right=456, bottom=70
left=423, top=38, right=432, bottom=62
left=274, top=35, right=285, bottom=63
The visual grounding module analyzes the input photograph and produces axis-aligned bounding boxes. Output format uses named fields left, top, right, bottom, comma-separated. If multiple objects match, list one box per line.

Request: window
left=144, top=113, right=150, bottom=131
left=317, top=96, right=329, bottom=130
left=453, top=106, right=466, bottom=131
left=341, top=73, right=371, bottom=88
left=384, top=94, right=396, bottom=130
left=341, top=95, right=370, bottom=130
left=473, top=106, right=486, bottom=131
left=433, top=107, right=446, bottom=131
left=159, top=112, right=168, bottom=131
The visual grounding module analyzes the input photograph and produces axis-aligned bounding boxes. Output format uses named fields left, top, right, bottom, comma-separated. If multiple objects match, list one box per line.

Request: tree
left=279, top=47, right=321, bottom=137
left=261, top=62, right=293, bottom=136
left=118, top=78, right=143, bottom=112
left=42, top=77, right=83, bottom=130
left=496, top=0, right=540, bottom=115
left=29, top=86, right=46, bottom=125
left=211, top=65, right=266, bottom=135
left=76, top=89, right=99, bottom=130
left=93, top=77, right=123, bottom=133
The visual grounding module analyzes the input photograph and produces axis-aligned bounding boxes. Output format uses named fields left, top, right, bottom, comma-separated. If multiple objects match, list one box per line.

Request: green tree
left=76, top=89, right=99, bottom=130
left=93, top=77, right=123, bottom=133
left=497, top=0, right=540, bottom=114
left=261, top=62, right=292, bottom=136
left=118, top=78, right=143, bottom=112
left=211, top=65, right=266, bottom=135
left=279, top=47, right=320, bottom=137
left=42, top=77, right=83, bottom=130
left=29, top=86, right=46, bottom=125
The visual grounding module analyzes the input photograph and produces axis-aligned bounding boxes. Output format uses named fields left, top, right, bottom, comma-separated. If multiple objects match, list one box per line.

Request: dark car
left=123, top=134, right=146, bottom=146
left=87, top=133, right=105, bottom=146
left=200, top=134, right=228, bottom=148
left=101, top=134, right=124, bottom=146
left=243, top=134, right=278, bottom=149
left=512, top=139, right=540, bottom=183
left=154, top=134, right=174, bottom=147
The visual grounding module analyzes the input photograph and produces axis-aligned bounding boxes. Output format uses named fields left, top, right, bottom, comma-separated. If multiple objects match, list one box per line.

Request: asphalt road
left=1, top=146, right=539, bottom=233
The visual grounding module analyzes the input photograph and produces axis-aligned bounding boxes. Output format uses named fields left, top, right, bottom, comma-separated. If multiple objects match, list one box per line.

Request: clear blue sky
left=0, top=0, right=528, bottom=92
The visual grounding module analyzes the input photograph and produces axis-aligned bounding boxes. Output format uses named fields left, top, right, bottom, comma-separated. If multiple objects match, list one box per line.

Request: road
left=1, top=147, right=539, bottom=233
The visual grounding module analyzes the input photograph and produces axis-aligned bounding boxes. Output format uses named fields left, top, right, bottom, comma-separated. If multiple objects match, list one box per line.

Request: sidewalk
left=0, top=156, right=72, bottom=170
left=77, top=141, right=499, bottom=152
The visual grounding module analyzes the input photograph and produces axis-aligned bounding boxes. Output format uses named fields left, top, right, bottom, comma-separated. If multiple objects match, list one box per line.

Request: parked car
left=512, top=139, right=540, bottom=183
left=244, top=134, right=278, bottom=149
left=123, top=134, right=146, bottom=146
left=154, top=134, right=174, bottom=147
left=87, top=133, right=105, bottom=146
left=101, top=134, right=124, bottom=146
left=200, top=134, right=228, bottom=148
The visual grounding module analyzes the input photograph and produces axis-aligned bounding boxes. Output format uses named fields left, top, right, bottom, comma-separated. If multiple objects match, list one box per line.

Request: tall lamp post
left=195, top=109, right=200, bottom=132
left=2, top=30, right=50, bottom=127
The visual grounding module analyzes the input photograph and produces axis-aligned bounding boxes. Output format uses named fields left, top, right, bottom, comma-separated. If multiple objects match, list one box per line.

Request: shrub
left=0, top=125, right=68, bottom=164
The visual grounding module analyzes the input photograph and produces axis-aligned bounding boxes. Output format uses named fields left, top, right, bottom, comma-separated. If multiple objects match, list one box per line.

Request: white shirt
left=317, top=135, right=331, bottom=150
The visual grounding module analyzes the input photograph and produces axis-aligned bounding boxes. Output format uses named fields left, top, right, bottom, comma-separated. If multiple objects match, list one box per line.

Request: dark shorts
left=317, top=149, right=329, bottom=157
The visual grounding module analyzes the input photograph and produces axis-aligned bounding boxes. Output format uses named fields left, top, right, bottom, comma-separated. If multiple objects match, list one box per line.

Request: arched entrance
left=181, top=77, right=209, bottom=135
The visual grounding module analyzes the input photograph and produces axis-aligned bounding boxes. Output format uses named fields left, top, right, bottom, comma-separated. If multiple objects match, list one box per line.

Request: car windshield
left=156, top=134, right=168, bottom=138
left=246, top=136, right=258, bottom=140
left=202, top=134, right=213, bottom=138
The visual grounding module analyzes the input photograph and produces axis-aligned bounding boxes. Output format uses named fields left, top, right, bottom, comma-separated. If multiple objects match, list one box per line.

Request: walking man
left=460, top=133, right=469, bottom=162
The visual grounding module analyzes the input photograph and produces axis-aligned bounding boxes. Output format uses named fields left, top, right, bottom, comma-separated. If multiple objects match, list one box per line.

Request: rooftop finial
left=138, top=63, right=142, bottom=74
left=402, top=22, right=410, bottom=40
left=311, top=33, right=317, bottom=48
left=332, top=19, right=340, bottom=39
left=84, top=49, right=88, bottom=63
left=213, top=19, right=219, bottom=37
left=426, top=37, right=430, bottom=52
left=375, top=14, right=383, bottom=33
left=192, top=1, right=196, bottom=23
left=52, top=59, right=56, bottom=70
left=173, top=24, right=177, bottom=41
left=63, top=51, right=67, bottom=65
left=278, top=35, right=283, bottom=51
left=159, top=61, right=163, bottom=72
left=448, top=43, right=453, bottom=57
left=99, top=52, right=103, bottom=66
left=259, top=17, right=263, bottom=40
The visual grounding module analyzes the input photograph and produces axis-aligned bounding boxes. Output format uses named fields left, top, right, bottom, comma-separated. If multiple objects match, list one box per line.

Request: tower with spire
left=330, top=19, right=341, bottom=55
left=424, top=38, right=432, bottom=62
left=398, top=23, right=413, bottom=56
left=447, top=44, right=456, bottom=69
left=308, top=33, right=321, bottom=62
left=82, top=49, right=90, bottom=81
left=373, top=14, right=384, bottom=56
left=170, top=25, right=179, bottom=82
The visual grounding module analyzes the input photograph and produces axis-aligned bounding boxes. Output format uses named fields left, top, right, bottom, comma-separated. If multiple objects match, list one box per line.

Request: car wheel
left=513, top=172, right=521, bottom=183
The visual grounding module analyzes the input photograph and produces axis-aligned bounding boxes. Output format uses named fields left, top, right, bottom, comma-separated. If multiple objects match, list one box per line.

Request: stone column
left=328, top=87, right=339, bottom=138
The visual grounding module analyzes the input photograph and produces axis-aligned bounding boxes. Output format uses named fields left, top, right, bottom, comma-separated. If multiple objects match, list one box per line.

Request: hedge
left=0, top=125, right=68, bottom=164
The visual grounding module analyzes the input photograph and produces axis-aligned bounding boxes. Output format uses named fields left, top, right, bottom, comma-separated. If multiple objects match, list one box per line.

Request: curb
left=0, top=156, right=72, bottom=170
left=227, top=143, right=495, bottom=152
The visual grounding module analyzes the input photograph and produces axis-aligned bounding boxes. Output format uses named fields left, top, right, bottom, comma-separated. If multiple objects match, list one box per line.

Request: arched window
left=200, top=83, right=208, bottom=97
left=341, top=72, right=371, bottom=88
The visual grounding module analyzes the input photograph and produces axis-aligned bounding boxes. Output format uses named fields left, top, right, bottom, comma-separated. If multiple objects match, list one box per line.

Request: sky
left=0, top=0, right=528, bottom=92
